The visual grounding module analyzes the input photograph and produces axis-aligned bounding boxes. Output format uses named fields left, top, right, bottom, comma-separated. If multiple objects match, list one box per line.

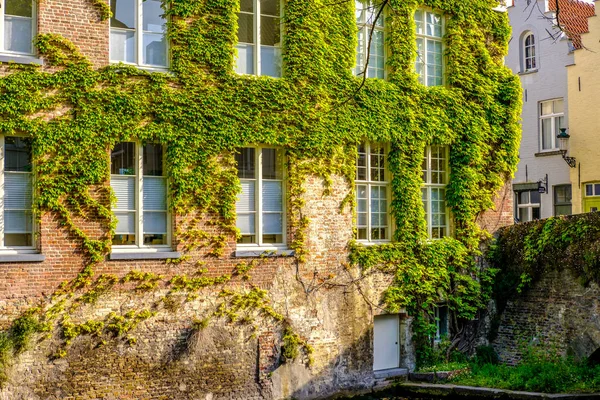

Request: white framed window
left=515, top=190, right=540, bottom=222
left=415, top=8, right=443, bottom=86
left=539, top=99, right=564, bottom=151
left=356, top=142, right=390, bottom=242
left=355, top=0, right=385, bottom=79
left=0, top=136, right=35, bottom=250
left=1, top=0, right=36, bottom=55
left=523, top=32, right=536, bottom=71
left=235, top=0, right=281, bottom=77
left=422, top=145, right=448, bottom=239
left=110, top=142, right=170, bottom=249
left=235, top=147, right=285, bottom=247
left=110, top=0, right=168, bottom=68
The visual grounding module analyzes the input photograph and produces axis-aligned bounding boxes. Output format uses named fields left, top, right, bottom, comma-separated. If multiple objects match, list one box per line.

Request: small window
left=110, top=0, right=168, bottom=68
left=515, top=190, right=541, bottom=222
left=235, top=147, right=285, bottom=246
left=523, top=32, right=536, bottom=71
left=355, top=0, right=385, bottom=79
left=235, top=0, right=282, bottom=77
left=1, top=0, right=36, bottom=55
left=539, top=99, right=564, bottom=151
left=0, top=136, right=34, bottom=249
left=111, top=142, right=170, bottom=248
left=585, top=183, right=600, bottom=197
left=422, top=145, right=448, bottom=239
left=434, top=305, right=448, bottom=342
left=356, top=142, right=390, bottom=242
left=415, top=8, right=443, bottom=86
left=554, top=184, right=572, bottom=216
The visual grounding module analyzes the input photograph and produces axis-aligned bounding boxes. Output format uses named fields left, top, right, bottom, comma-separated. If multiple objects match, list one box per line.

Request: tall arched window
left=523, top=32, right=536, bottom=71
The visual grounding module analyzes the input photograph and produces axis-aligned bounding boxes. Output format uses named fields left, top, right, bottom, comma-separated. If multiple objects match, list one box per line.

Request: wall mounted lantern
left=557, top=128, right=576, bottom=168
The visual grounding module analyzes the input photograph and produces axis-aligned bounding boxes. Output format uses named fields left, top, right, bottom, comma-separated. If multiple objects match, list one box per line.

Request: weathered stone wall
left=493, top=269, right=600, bottom=365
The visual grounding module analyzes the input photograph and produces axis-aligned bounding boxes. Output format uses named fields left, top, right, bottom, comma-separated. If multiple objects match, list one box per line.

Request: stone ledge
left=234, top=249, right=295, bottom=258
left=109, top=251, right=181, bottom=260
left=0, top=254, right=46, bottom=263
left=389, top=383, right=600, bottom=399
left=0, top=54, right=43, bottom=65
left=374, top=368, right=409, bottom=379
left=535, top=150, right=563, bottom=157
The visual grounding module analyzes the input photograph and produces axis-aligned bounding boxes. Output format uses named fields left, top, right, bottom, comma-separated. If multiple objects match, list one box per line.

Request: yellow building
left=567, top=12, right=600, bottom=213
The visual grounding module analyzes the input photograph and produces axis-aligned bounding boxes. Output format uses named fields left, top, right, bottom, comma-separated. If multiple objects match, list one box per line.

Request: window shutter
left=5, top=173, right=32, bottom=210
left=111, top=176, right=135, bottom=210
left=262, top=181, right=282, bottom=212
left=143, top=176, right=166, bottom=211
left=237, top=180, right=255, bottom=212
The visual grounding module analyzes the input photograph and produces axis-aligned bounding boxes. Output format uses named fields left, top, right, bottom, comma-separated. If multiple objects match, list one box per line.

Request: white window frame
left=236, top=147, right=287, bottom=249
left=356, top=142, right=391, bottom=243
left=434, top=304, right=448, bottom=342
left=0, top=135, right=36, bottom=253
left=523, top=32, right=536, bottom=72
left=553, top=184, right=572, bottom=216
left=235, top=0, right=282, bottom=77
left=110, top=142, right=171, bottom=252
left=109, top=0, right=169, bottom=70
left=422, top=145, right=449, bottom=239
left=0, top=0, right=37, bottom=56
left=354, top=0, right=386, bottom=79
left=515, top=190, right=540, bottom=222
left=539, top=99, right=564, bottom=151
left=414, top=7, right=444, bottom=87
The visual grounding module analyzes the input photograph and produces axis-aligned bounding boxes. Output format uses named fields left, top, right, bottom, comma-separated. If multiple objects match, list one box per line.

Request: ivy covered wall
left=0, top=0, right=521, bottom=397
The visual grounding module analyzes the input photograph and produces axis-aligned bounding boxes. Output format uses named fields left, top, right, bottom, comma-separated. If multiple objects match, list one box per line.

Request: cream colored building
left=567, top=12, right=600, bottom=214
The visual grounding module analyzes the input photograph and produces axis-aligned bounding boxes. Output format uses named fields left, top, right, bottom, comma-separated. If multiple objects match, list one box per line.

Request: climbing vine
left=0, top=0, right=520, bottom=382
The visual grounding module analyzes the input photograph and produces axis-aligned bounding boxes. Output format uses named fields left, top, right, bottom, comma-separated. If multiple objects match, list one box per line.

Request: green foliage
left=451, top=347, right=600, bottom=393
left=0, top=0, right=520, bottom=384
left=474, top=345, right=499, bottom=366
left=281, top=327, right=314, bottom=367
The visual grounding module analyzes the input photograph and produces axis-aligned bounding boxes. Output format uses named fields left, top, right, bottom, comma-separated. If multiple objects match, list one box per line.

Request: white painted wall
left=506, top=0, right=573, bottom=219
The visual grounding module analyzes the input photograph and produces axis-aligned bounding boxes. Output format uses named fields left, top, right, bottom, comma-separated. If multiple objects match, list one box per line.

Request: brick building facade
left=0, top=0, right=516, bottom=398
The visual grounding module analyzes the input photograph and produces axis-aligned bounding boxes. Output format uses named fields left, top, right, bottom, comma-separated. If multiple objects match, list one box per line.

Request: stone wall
left=493, top=268, right=600, bottom=365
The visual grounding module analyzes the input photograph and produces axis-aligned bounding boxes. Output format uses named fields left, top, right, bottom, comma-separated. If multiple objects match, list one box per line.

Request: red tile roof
left=548, top=0, right=595, bottom=49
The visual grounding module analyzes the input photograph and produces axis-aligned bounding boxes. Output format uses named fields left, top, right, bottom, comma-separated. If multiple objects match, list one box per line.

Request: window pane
left=4, top=16, right=32, bottom=53
left=235, top=44, right=255, bottom=74
left=236, top=148, right=255, bottom=179
left=112, top=176, right=136, bottom=210
left=530, top=190, right=541, bottom=204
left=586, top=184, right=593, bottom=196
left=143, top=211, right=167, bottom=234
left=263, top=213, right=283, bottom=235
left=541, top=101, right=552, bottom=116
left=554, top=99, right=564, bottom=114
left=5, top=173, right=32, bottom=209
left=240, top=0, right=253, bottom=13
left=110, top=29, right=136, bottom=63
left=113, top=233, right=136, bottom=245
left=414, top=10, right=423, bottom=34
left=5, top=234, right=32, bottom=246
left=237, top=214, right=255, bottom=235
left=237, top=12, right=254, bottom=44
left=261, top=0, right=279, bottom=16
left=5, top=137, right=32, bottom=172
left=554, top=185, right=571, bottom=204
left=143, top=32, right=167, bottom=67
left=110, top=0, right=136, bottom=29
left=262, top=181, right=282, bottom=212
left=111, top=142, right=136, bottom=175
left=541, top=118, right=553, bottom=150
left=532, top=207, right=540, bottom=220
left=261, top=16, right=280, bottom=46
left=262, top=148, right=283, bottom=180
left=595, top=184, right=600, bottom=196
left=144, top=233, right=166, bottom=245
left=519, top=207, right=529, bottom=222
left=5, top=210, right=32, bottom=233
left=143, top=143, right=163, bottom=176
left=260, top=46, right=281, bottom=77
left=237, top=181, right=256, bottom=212
left=143, top=176, right=166, bottom=210
left=143, top=0, right=165, bottom=32
left=357, top=144, right=367, bottom=180
left=6, top=0, right=32, bottom=17
left=114, top=211, right=135, bottom=234
left=555, top=205, right=571, bottom=216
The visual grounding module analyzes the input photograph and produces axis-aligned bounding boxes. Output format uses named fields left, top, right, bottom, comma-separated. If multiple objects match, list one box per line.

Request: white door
left=373, top=314, right=400, bottom=371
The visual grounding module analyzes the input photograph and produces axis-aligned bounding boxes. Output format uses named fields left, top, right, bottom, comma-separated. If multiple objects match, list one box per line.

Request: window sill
left=0, top=254, right=45, bottom=263
left=519, top=69, right=538, bottom=75
left=534, top=150, right=562, bottom=157
left=355, top=240, right=392, bottom=247
left=234, top=248, right=295, bottom=258
left=109, top=251, right=181, bottom=260
left=108, top=61, right=170, bottom=74
left=0, top=53, right=43, bottom=65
